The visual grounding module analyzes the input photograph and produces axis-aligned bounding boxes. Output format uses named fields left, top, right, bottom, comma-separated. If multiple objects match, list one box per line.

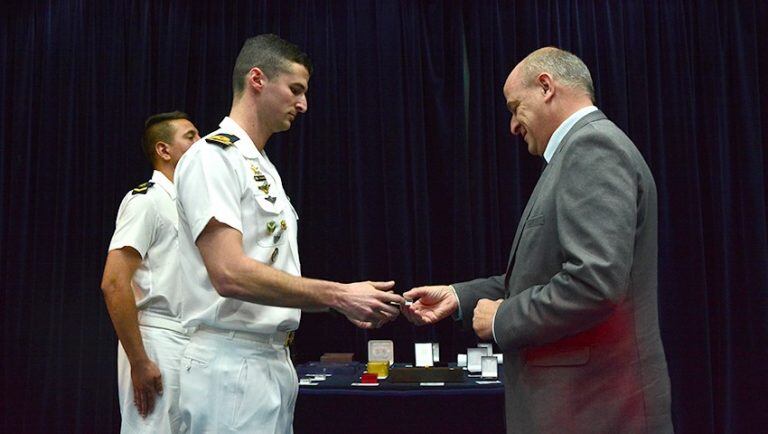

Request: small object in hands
left=360, top=372, right=379, bottom=384
left=389, top=298, right=414, bottom=307
left=481, top=355, right=499, bottom=379
left=366, top=361, right=389, bottom=379
left=368, top=340, right=394, bottom=365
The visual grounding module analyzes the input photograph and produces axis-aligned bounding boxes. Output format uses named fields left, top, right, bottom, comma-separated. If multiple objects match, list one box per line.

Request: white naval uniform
left=175, top=117, right=301, bottom=434
left=108, top=170, right=190, bottom=434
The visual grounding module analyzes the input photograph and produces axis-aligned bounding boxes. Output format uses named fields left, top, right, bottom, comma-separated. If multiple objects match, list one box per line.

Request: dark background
left=2, top=1, right=767, bottom=433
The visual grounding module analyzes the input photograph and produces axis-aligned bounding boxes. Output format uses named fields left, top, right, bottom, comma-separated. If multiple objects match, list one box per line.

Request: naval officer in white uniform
left=175, top=34, right=404, bottom=434
left=101, top=111, right=200, bottom=433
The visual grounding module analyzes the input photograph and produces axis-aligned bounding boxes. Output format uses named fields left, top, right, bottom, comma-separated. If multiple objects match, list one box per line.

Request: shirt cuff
left=449, top=285, right=462, bottom=321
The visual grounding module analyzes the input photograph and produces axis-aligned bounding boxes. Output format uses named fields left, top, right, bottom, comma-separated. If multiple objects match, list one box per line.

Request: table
left=293, top=362, right=506, bottom=434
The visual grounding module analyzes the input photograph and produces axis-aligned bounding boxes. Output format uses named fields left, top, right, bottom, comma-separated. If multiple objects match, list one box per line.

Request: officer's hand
left=335, top=281, right=403, bottom=328
left=131, top=358, right=163, bottom=418
left=401, top=285, right=458, bottom=326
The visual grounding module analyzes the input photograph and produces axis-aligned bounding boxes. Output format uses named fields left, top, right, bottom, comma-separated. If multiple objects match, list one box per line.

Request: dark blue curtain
left=2, top=1, right=767, bottom=433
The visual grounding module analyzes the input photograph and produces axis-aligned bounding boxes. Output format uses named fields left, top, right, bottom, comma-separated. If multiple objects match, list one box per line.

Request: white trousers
left=117, top=324, right=189, bottom=433
left=178, top=328, right=299, bottom=434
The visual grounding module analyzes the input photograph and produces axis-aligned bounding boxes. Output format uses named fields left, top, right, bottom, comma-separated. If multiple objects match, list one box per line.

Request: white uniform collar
left=219, top=116, right=262, bottom=159
left=151, top=170, right=176, bottom=200
left=543, top=105, right=598, bottom=163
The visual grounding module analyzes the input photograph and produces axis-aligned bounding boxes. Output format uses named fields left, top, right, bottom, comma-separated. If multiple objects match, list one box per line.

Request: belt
left=138, top=312, right=188, bottom=335
left=195, top=325, right=295, bottom=347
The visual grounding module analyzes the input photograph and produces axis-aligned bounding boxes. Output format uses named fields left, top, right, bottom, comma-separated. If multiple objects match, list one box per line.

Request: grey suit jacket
left=454, top=110, right=672, bottom=434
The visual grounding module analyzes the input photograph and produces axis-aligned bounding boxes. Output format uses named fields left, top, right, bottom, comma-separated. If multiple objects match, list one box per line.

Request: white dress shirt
left=175, top=117, right=301, bottom=334
left=108, top=170, right=183, bottom=319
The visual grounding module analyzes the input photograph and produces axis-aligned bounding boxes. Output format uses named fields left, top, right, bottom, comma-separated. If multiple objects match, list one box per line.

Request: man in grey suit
left=401, top=47, right=673, bottom=433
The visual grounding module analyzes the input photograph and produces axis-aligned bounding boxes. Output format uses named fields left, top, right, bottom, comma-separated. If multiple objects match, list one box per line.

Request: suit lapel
left=502, top=109, right=608, bottom=293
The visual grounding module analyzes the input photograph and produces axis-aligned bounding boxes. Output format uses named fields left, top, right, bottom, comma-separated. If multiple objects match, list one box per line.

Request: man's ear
left=155, top=141, right=171, bottom=162
left=247, top=67, right=267, bottom=93
left=537, top=73, right=555, bottom=101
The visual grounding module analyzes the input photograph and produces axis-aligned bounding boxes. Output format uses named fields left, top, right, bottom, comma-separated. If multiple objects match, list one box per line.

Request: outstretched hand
left=336, top=280, right=404, bottom=329
left=400, top=285, right=458, bottom=326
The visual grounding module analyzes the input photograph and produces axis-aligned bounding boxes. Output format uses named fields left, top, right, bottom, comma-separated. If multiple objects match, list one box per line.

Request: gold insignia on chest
left=267, top=221, right=277, bottom=234
left=250, top=165, right=267, bottom=182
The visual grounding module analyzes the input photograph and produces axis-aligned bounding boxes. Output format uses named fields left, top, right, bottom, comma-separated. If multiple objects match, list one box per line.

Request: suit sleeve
left=452, top=275, right=506, bottom=328
left=494, top=129, right=638, bottom=351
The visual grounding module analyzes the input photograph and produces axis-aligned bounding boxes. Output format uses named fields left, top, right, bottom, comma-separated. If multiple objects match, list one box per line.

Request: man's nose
left=296, top=95, right=308, bottom=113
left=510, top=117, right=520, bottom=135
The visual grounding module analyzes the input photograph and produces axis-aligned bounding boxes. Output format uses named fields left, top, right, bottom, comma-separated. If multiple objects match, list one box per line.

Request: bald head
left=519, top=47, right=595, bottom=104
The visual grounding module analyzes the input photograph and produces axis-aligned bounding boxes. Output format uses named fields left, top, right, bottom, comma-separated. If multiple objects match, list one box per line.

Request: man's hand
left=400, top=285, right=458, bottom=326
left=473, top=299, right=503, bottom=341
left=131, top=359, right=163, bottom=418
left=335, top=281, right=404, bottom=328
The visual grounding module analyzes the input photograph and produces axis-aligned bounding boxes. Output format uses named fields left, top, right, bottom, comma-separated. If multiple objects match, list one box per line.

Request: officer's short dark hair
left=142, top=111, right=190, bottom=165
left=232, top=34, right=313, bottom=98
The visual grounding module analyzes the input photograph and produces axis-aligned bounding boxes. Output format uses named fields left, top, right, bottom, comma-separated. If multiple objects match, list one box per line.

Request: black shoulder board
left=206, top=133, right=240, bottom=148
left=132, top=181, right=155, bottom=195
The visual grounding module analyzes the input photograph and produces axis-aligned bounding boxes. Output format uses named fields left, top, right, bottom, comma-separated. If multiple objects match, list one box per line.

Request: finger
left=137, top=390, right=147, bottom=417
left=368, top=280, right=395, bottom=290
left=155, top=374, right=163, bottom=396
left=381, top=307, right=399, bottom=321
left=375, top=302, right=400, bottom=317
left=401, top=306, right=425, bottom=326
left=378, top=291, right=405, bottom=305
left=133, top=389, right=141, bottom=413
left=402, top=286, right=427, bottom=300
left=351, top=318, right=375, bottom=329
left=377, top=308, right=397, bottom=322
left=146, top=391, right=156, bottom=415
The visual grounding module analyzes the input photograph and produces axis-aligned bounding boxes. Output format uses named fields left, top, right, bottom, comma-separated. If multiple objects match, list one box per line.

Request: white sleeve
left=177, top=145, right=244, bottom=241
left=108, top=193, right=156, bottom=258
